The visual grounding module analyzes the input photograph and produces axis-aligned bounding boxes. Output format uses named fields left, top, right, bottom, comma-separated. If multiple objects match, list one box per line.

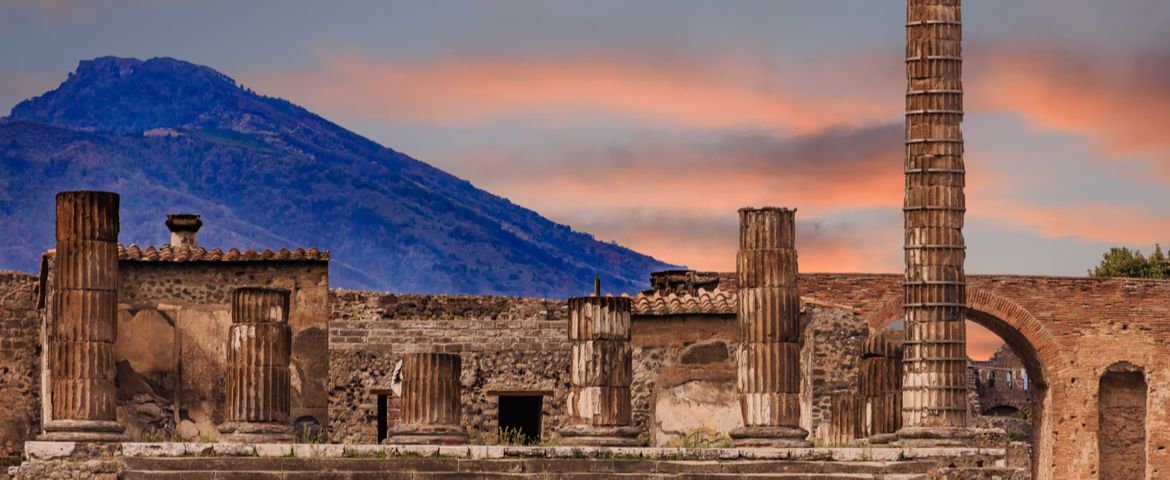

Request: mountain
left=0, top=56, right=677, bottom=296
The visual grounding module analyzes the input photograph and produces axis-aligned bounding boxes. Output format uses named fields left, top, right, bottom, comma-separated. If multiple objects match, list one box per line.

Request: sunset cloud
left=247, top=50, right=899, bottom=135
left=968, top=47, right=1170, bottom=167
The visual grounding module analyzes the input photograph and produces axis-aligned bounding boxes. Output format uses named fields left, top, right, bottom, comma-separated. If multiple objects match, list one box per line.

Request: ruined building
left=2, top=1, right=1169, bottom=479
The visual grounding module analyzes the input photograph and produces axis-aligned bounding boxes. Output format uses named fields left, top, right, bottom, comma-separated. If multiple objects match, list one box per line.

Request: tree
left=1089, top=245, right=1170, bottom=278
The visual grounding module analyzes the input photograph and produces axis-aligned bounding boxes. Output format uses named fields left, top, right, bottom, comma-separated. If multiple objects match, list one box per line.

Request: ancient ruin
left=0, top=1, right=1166, bottom=479
left=560, top=295, right=639, bottom=446
left=41, top=191, right=125, bottom=442
left=730, top=207, right=809, bottom=448
left=389, top=352, right=467, bottom=445
left=218, top=288, right=294, bottom=443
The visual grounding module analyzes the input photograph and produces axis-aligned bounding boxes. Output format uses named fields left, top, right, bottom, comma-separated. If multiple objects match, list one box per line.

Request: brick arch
left=863, top=288, right=1065, bottom=390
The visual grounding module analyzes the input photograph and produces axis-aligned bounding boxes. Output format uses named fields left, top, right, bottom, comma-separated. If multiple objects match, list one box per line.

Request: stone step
left=121, top=473, right=883, bottom=480
left=121, top=457, right=937, bottom=475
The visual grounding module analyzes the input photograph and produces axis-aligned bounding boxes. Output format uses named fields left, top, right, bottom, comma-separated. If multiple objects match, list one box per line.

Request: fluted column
left=42, top=191, right=126, bottom=441
left=900, top=0, right=971, bottom=445
left=730, top=207, right=810, bottom=447
left=560, top=296, right=639, bottom=446
left=389, top=352, right=467, bottom=444
left=828, top=392, right=860, bottom=446
left=860, top=331, right=903, bottom=443
left=219, top=288, right=294, bottom=443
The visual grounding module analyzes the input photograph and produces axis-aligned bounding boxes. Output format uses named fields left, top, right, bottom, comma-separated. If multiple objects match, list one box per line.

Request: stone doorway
left=1098, top=363, right=1146, bottom=480
left=497, top=395, right=543, bottom=444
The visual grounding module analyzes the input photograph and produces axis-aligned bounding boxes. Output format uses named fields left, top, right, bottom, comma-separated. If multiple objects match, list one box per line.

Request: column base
left=729, top=426, right=811, bottom=448
left=218, top=422, right=295, bottom=443
left=867, top=432, right=898, bottom=445
left=40, top=419, right=127, bottom=442
left=896, top=427, right=974, bottom=447
left=387, top=424, right=467, bottom=445
left=558, top=425, right=642, bottom=447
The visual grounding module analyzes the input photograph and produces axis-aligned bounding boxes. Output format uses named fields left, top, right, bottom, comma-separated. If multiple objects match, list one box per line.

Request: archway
left=866, top=289, right=1066, bottom=480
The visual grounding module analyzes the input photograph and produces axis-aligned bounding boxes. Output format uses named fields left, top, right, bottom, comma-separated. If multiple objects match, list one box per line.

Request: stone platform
left=10, top=442, right=1025, bottom=479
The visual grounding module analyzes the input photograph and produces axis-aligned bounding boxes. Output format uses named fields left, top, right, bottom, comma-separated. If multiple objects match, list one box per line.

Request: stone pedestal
left=730, top=208, right=810, bottom=447
left=219, top=288, right=294, bottom=443
left=560, top=296, right=639, bottom=446
left=42, top=191, right=126, bottom=442
left=389, top=352, right=467, bottom=445
left=860, top=331, right=903, bottom=444
left=899, top=0, right=971, bottom=447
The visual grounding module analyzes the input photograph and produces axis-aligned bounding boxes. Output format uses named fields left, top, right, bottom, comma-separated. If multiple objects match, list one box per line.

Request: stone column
left=389, top=352, right=467, bottom=444
left=828, top=392, right=860, bottom=446
left=730, top=207, right=810, bottom=447
left=900, top=0, right=971, bottom=445
left=560, top=296, right=639, bottom=446
left=860, top=330, right=903, bottom=443
left=219, top=288, right=294, bottom=443
left=42, top=191, right=126, bottom=441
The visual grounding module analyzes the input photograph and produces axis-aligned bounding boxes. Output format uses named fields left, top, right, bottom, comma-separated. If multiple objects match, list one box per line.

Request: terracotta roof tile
left=116, top=244, right=329, bottom=262
left=631, top=288, right=736, bottom=316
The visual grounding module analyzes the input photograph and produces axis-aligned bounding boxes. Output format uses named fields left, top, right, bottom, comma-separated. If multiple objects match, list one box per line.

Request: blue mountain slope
left=0, top=56, right=677, bottom=296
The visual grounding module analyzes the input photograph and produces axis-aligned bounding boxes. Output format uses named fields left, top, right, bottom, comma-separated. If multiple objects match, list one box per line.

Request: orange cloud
left=245, top=50, right=898, bottom=134
left=970, top=47, right=1170, bottom=163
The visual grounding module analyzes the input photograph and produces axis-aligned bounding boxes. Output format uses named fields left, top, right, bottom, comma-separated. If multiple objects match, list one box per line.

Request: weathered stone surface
left=0, top=272, right=40, bottom=462
left=44, top=191, right=124, bottom=442
left=732, top=208, right=809, bottom=447
left=390, top=352, right=467, bottom=445
left=220, top=288, right=293, bottom=443
left=900, top=0, right=970, bottom=442
left=562, top=296, right=638, bottom=446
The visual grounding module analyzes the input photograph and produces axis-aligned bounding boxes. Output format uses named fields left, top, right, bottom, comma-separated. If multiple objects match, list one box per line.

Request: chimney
left=166, top=214, right=202, bottom=247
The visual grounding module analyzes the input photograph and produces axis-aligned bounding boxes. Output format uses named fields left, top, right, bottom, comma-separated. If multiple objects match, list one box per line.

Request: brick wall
left=0, top=271, right=39, bottom=463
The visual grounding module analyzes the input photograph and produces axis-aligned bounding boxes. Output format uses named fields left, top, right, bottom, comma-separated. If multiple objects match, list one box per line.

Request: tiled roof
left=631, top=288, right=736, bottom=316
left=631, top=288, right=860, bottom=316
left=116, top=244, right=329, bottom=262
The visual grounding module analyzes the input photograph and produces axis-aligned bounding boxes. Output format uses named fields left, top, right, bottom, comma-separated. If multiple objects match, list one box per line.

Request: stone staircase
left=119, top=457, right=944, bottom=479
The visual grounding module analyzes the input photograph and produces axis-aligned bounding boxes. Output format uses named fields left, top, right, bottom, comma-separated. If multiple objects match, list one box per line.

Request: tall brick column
left=560, top=296, right=639, bottom=446
left=730, top=207, right=810, bottom=447
left=219, top=288, right=294, bottom=442
left=42, top=191, right=126, bottom=441
left=860, top=331, right=903, bottom=443
left=900, top=0, right=971, bottom=445
left=389, top=352, right=467, bottom=444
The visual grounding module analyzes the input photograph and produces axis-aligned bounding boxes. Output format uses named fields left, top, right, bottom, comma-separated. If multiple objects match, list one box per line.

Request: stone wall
left=327, top=290, right=570, bottom=444
left=632, top=314, right=737, bottom=446
left=0, top=272, right=39, bottom=464
left=799, top=304, right=866, bottom=445
left=38, top=258, right=329, bottom=442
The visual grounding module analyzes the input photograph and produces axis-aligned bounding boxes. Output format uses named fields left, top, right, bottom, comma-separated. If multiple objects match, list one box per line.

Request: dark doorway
left=498, top=395, right=543, bottom=444
left=377, top=394, right=389, bottom=442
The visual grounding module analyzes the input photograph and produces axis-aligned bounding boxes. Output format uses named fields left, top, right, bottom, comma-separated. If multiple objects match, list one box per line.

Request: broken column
left=389, top=352, right=467, bottom=444
left=42, top=191, right=126, bottom=441
left=828, top=392, right=860, bottom=446
left=730, top=207, right=810, bottom=447
left=219, top=288, right=294, bottom=443
left=560, top=295, right=639, bottom=446
left=900, top=0, right=971, bottom=445
left=860, top=330, right=903, bottom=443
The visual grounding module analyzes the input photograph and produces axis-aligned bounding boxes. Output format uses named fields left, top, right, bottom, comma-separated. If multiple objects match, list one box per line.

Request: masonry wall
left=327, top=290, right=570, bottom=444
left=39, top=258, right=329, bottom=442
left=631, top=314, right=737, bottom=446
left=799, top=305, right=867, bottom=445
left=802, top=273, right=1170, bottom=480
left=0, top=272, right=39, bottom=464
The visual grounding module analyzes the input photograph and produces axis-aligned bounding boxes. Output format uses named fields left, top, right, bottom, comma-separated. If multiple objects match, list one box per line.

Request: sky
left=2, top=0, right=1169, bottom=360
